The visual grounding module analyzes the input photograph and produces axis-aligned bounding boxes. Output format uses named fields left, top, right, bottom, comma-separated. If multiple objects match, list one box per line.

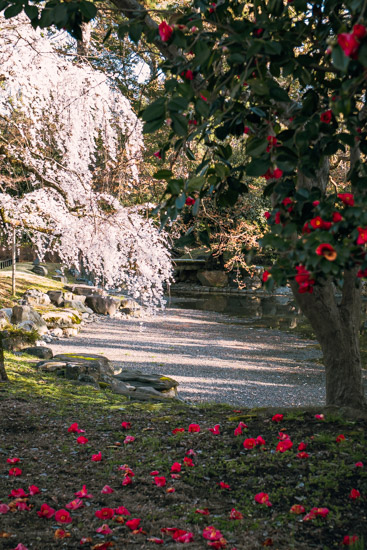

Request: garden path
left=48, top=307, right=335, bottom=407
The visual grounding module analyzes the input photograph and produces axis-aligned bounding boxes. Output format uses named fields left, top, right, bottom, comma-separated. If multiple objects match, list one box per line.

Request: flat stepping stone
left=115, top=371, right=178, bottom=392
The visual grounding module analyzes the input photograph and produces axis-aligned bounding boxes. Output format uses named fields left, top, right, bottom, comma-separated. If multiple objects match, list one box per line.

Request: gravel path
left=48, top=306, right=336, bottom=407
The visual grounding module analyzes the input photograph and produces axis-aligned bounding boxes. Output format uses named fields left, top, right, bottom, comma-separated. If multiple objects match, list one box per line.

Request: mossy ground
left=0, top=354, right=366, bottom=549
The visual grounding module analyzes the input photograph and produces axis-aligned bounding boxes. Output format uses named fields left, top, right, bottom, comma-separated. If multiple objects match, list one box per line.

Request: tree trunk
left=77, top=22, right=91, bottom=58
left=0, top=336, right=8, bottom=381
left=290, top=272, right=366, bottom=409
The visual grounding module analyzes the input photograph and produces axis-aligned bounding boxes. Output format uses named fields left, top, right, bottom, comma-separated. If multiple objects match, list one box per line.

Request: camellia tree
left=0, top=16, right=172, bottom=312
left=1, top=0, right=367, bottom=409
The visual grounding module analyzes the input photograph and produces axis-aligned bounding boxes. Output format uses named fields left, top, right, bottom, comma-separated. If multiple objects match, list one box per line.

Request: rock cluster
left=33, top=351, right=179, bottom=401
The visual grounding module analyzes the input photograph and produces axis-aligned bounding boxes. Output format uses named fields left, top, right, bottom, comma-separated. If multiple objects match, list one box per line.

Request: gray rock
left=78, top=374, right=100, bottom=388
left=242, top=276, right=262, bottom=291
left=23, top=346, right=53, bottom=359
left=53, top=353, right=114, bottom=376
left=18, top=320, right=37, bottom=332
left=62, top=327, right=79, bottom=337
left=63, top=300, right=92, bottom=314
left=11, top=305, right=48, bottom=335
left=47, top=290, right=64, bottom=306
left=32, top=265, right=48, bottom=276
left=50, top=328, right=63, bottom=338
left=197, top=270, right=229, bottom=288
left=65, top=284, right=103, bottom=297
left=85, top=295, right=119, bottom=316
left=35, top=360, right=67, bottom=371
left=115, top=371, right=178, bottom=392
left=0, top=308, right=12, bottom=322
left=119, top=298, right=142, bottom=316
left=110, top=378, right=177, bottom=401
left=22, top=288, right=51, bottom=307
left=41, top=309, right=82, bottom=329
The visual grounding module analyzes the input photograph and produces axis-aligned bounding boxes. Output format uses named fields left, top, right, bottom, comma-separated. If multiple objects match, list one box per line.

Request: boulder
left=115, top=371, right=178, bottom=393
left=109, top=378, right=177, bottom=401
left=85, top=295, right=119, bottom=316
left=197, top=270, right=228, bottom=288
left=47, top=290, right=64, bottom=306
left=0, top=308, right=12, bottom=322
left=41, top=309, right=82, bottom=329
left=52, top=353, right=114, bottom=377
left=18, top=320, right=37, bottom=332
left=242, top=276, right=262, bottom=291
left=119, top=297, right=142, bottom=316
left=35, top=361, right=67, bottom=372
left=50, top=327, right=63, bottom=338
left=22, top=288, right=51, bottom=307
left=62, top=327, right=79, bottom=337
left=65, top=284, right=103, bottom=297
left=23, top=346, right=53, bottom=359
left=63, top=300, right=92, bottom=314
left=32, top=265, right=48, bottom=276
left=11, top=305, right=48, bottom=335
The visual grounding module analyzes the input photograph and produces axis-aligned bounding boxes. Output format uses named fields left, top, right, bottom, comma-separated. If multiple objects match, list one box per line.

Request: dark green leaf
left=129, top=23, right=143, bottom=43
left=143, top=118, right=165, bottom=133
left=4, top=4, right=22, bottom=18
left=264, top=41, right=282, bottom=55
left=193, top=41, right=211, bottom=66
left=331, top=44, right=350, bottom=72
left=24, top=5, right=38, bottom=19
left=246, top=158, right=270, bottom=177
left=186, top=148, right=195, bottom=161
left=246, top=137, right=268, bottom=157
left=198, top=230, right=210, bottom=247
left=188, top=176, right=205, bottom=192
left=250, top=106, right=266, bottom=118
left=269, top=85, right=291, bottom=102
left=0, top=1, right=9, bottom=13
left=358, top=43, right=367, bottom=68
left=171, top=113, right=188, bottom=136
left=142, top=98, right=166, bottom=122
left=192, top=198, right=200, bottom=216
left=176, top=193, right=186, bottom=209
left=167, top=96, right=189, bottom=112
left=154, top=170, right=173, bottom=180
left=79, top=1, right=97, bottom=20
left=53, top=4, right=68, bottom=26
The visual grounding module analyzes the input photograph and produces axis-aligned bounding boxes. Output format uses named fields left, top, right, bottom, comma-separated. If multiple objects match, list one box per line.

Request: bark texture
left=0, top=338, right=8, bottom=381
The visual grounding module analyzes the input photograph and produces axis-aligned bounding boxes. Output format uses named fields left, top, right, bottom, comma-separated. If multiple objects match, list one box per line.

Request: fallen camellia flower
left=126, top=518, right=141, bottom=530
left=188, top=424, right=200, bottom=433
left=28, top=485, right=40, bottom=496
left=150, top=470, right=159, bottom=476
left=7, top=458, right=20, bottom=464
left=37, top=503, right=56, bottom=518
left=9, top=489, right=28, bottom=498
left=272, top=414, right=283, bottom=422
left=276, top=440, right=293, bottom=452
left=172, top=428, right=185, bottom=434
left=15, top=501, right=31, bottom=511
left=161, top=528, right=194, bottom=543
left=55, top=528, right=70, bottom=539
left=96, top=524, right=112, bottom=534
left=121, top=421, right=131, bottom=430
left=183, top=457, right=194, bottom=467
left=0, top=504, right=10, bottom=514
left=154, top=476, right=167, bottom=487
left=290, top=504, right=305, bottom=514
left=171, top=462, right=181, bottom=473
left=298, top=442, right=307, bottom=451
left=349, top=488, right=361, bottom=500
left=115, top=506, right=130, bottom=516
left=77, top=436, right=89, bottom=445
left=186, top=449, right=196, bottom=456
left=101, top=485, right=114, bottom=494
left=124, top=436, right=135, bottom=444
left=9, top=468, right=22, bottom=477
left=91, top=451, right=102, bottom=462
left=92, top=543, right=114, bottom=550
left=147, top=537, right=164, bottom=544
left=255, top=436, right=266, bottom=446
left=122, top=475, right=133, bottom=486
left=303, top=507, right=330, bottom=521
left=243, top=438, right=256, bottom=449
left=218, top=482, right=231, bottom=490
left=171, top=474, right=181, bottom=479
left=195, top=509, right=210, bottom=515
left=66, top=499, right=84, bottom=510
left=229, top=508, right=243, bottom=520
left=336, top=434, right=346, bottom=443
left=277, top=432, right=290, bottom=441
left=80, top=537, right=93, bottom=545
left=342, top=535, right=359, bottom=546
left=55, top=509, right=72, bottom=524
left=209, top=425, right=220, bottom=434
left=297, top=452, right=309, bottom=459
left=254, top=493, right=272, bottom=506
left=202, top=526, right=224, bottom=542
left=10, top=544, right=29, bottom=550
left=95, top=508, right=115, bottom=520
left=166, top=487, right=175, bottom=493
left=314, top=414, right=325, bottom=420
left=75, top=485, right=93, bottom=498
left=355, top=462, right=364, bottom=468
left=118, top=464, right=134, bottom=476
left=68, top=422, right=85, bottom=433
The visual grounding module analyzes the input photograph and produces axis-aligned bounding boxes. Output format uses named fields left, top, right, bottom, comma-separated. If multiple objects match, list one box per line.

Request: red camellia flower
left=355, top=461, right=364, bottom=467
left=28, top=485, right=40, bottom=496
left=298, top=442, right=307, bottom=451
left=353, top=24, right=367, bottom=39
left=338, top=33, right=360, bottom=57
left=147, top=537, right=164, bottom=544
left=297, top=452, right=309, bottom=459
left=9, top=468, right=22, bottom=476
left=96, top=524, right=112, bottom=534
left=11, top=545, right=29, bottom=550
left=255, top=435, right=266, bottom=446
left=172, top=427, right=185, bottom=434
left=316, top=243, right=337, bottom=261
left=290, top=504, right=305, bottom=514
left=336, top=434, right=346, bottom=443
left=126, top=518, right=141, bottom=530
left=203, top=526, right=224, bottom=541
left=0, top=504, right=10, bottom=514
left=343, top=535, right=359, bottom=546
left=185, top=70, right=194, bottom=80
left=124, top=435, right=135, bottom=444
left=185, top=196, right=195, bottom=206
left=264, top=211, right=271, bottom=220
left=37, top=503, right=56, bottom=519
left=188, top=119, right=197, bottom=125
left=229, top=508, right=244, bottom=520
left=254, top=492, right=272, bottom=506
left=158, top=21, right=173, bottom=42
left=244, top=126, right=250, bottom=134
left=171, top=462, right=181, bottom=473
left=243, top=438, right=257, bottom=449
left=357, top=227, right=367, bottom=245
left=54, top=528, right=70, bottom=539
left=68, top=422, right=85, bottom=433
left=188, top=423, right=200, bottom=432
left=277, top=432, right=290, bottom=441
left=15, top=501, right=31, bottom=511
left=263, top=167, right=283, bottom=180
left=75, top=485, right=93, bottom=498
left=76, top=436, right=89, bottom=445
left=357, top=268, right=367, bottom=278
left=7, top=457, right=20, bottom=464
left=186, top=448, right=197, bottom=456
left=320, top=110, right=332, bottom=123
left=153, top=151, right=162, bottom=159
left=95, top=508, right=115, bottom=520
left=101, top=485, right=114, bottom=494
left=196, top=508, right=210, bottom=515
left=295, top=265, right=315, bottom=294
left=349, top=488, right=361, bottom=500
left=310, top=216, right=328, bottom=229
left=209, top=424, right=220, bottom=434
left=262, top=270, right=270, bottom=282
left=314, top=413, right=325, bottom=420
left=66, top=498, right=84, bottom=510
left=272, top=414, right=283, bottom=422
left=121, top=421, right=131, bottom=430
left=218, top=481, right=231, bottom=490
left=166, top=487, right=175, bottom=493
left=338, top=192, right=354, bottom=206
left=91, top=451, right=102, bottom=462
left=55, top=509, right=72, bottom=524
left=9, top=488, right=28, bottom=498
left=154, top=476, right=167, bottom=487
left=122, top=475, right=133, bottom=486
left=183, top=456, right=194, bottom=467
left=115, top=505, right=131, bottom=515
left=332, top=212, right=343, bottom=222
left=276, top=440, right=293, bottom=452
